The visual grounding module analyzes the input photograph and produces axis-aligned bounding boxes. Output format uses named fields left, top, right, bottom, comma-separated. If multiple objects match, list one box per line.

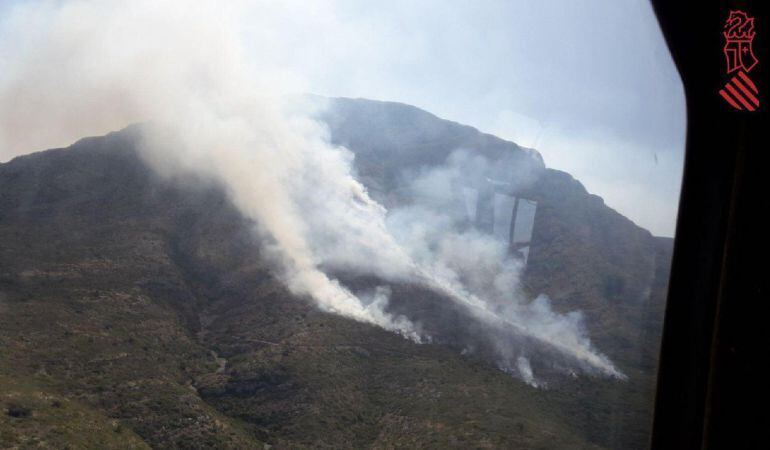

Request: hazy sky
left=234, top=0, right=686, bottom=236
left=0, top=0, right=685, bottom=236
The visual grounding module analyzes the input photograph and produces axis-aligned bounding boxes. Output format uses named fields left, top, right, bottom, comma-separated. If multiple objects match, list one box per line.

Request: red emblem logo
left=724, top=10, right=757, bottom=73
left=719, top=10, right=760, bottom=111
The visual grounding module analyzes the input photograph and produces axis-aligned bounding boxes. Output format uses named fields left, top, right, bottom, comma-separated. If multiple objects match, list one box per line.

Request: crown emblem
left=724, top=10, right=755, bottom=41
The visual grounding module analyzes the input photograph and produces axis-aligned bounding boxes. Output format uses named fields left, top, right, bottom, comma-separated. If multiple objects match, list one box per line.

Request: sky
left=0, top=0, right=686, bottom=236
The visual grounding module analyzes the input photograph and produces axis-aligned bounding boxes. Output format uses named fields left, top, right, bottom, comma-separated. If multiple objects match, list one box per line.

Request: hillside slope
left=0, top=99, right=672, bottom=449
left=324, top=97, right=670, bottom=376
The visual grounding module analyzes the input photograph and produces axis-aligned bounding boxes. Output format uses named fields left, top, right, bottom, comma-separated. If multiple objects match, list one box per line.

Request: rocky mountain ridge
left=0, top=98, right=672, bottom=449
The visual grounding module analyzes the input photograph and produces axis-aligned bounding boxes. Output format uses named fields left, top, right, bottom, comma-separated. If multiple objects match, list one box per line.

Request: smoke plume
left=0, top=0, right=623, bottom=383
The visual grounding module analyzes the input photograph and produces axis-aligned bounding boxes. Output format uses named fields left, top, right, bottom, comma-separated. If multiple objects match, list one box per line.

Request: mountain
left=323, top=97, right=670, bottom=364
left=0, top=98, right=671, bottom=449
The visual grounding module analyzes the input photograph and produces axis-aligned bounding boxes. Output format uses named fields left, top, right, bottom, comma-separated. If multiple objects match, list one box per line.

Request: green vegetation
left=0, top=100, right=671, bottom=448
left=0, top=373, right=149, bottom=449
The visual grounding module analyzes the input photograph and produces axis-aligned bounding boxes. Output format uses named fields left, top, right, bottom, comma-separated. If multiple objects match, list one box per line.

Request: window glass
left=0, top=1, right=684, bottom=448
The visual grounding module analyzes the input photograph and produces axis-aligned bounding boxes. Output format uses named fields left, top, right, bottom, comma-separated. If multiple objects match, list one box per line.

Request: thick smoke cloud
left=0, top=0, right=622, bottom=383
left=376, top=151, right=624, bottom=380
left=0, top=0, right=421, bottom=341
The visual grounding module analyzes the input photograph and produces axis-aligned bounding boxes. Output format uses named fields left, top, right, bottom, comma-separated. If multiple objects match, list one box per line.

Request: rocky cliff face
left=0, top=99, right=671, bottom=449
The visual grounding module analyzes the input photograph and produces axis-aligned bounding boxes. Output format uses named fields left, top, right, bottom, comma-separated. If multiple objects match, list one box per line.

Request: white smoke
left=516, top=356, right=539, bottom=388
left=0, top=0, right=421, bottom=341
left=369, top=151, right=624, bottom=379
left=0, top=0, right=623, bottom=380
